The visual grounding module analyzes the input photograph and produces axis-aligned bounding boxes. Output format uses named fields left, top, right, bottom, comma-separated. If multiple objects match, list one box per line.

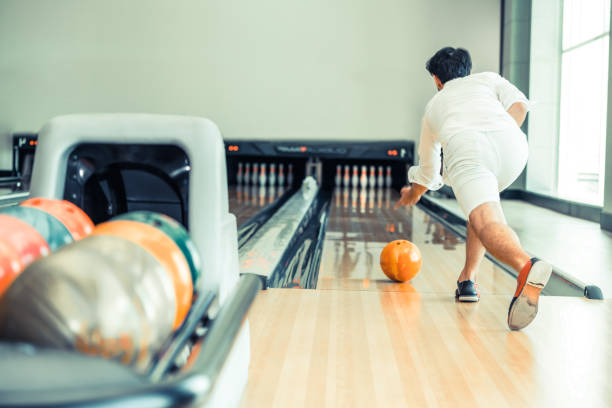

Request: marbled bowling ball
left=92, top=218, right=193, bottom=329
left=379, top=240, right=422, bottom=282
left=1, top=206, right=73, bottom=251
left=0, top=234, right=176, bottom=374
left=115, top=211, right=202, bottom=288
left=21, top=198, right=94, bottom=241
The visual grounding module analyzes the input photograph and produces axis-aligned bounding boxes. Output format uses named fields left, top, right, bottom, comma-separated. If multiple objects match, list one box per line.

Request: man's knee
left=468, top=201, right=506, bottom=235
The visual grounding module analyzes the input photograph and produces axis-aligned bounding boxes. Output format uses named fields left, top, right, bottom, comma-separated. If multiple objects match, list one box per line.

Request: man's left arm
left=507, top=102, right=528, bottom=127
left=495, top=74, right=530, bottom=127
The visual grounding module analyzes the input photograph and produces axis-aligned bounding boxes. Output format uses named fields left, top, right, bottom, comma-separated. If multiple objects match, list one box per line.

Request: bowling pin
left=237, top=162, right=243, bottom=185
left=251, top=184, right=258, bottom=206
left=343, top=165, right=350, bottom=187
left=335, top=165, right=342, bottom=187
left=236, top=184, right=243, bottom=203
left=287, top=164, right=294, bottom=187
left=351, top=165, right=359, bottom=187
left=244, top=163, right=251, bottom=185
left=385, top=187, right=391, bottom=208
left=259, top=185, right=266, bottom=206
left=269, top=163, right=276, bottom=186
left=259, top=163, right=267, bottom=186
left=368, top=187, right=375, bottom=211
left=343, top=186, right=349, bottom=209
left=269, top=185, right=276, bottom=204
left=359, top=187, right=367, bottom=214
left=369, top=166, right=376, bottom=187
left=360, top=166, right=368, bottom=189
left=252, top=163, right=259, bottom=185
left=278, top=164, right=285, bottom=186
left=385, top=166, right=392, bottom=188
left=377, top=166, right=384, bottom=187
left=244, top=183, right=250, bottom=202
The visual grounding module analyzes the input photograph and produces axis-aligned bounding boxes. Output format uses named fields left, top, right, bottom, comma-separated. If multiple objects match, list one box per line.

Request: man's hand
left=394, top=184, right=428, bottom=209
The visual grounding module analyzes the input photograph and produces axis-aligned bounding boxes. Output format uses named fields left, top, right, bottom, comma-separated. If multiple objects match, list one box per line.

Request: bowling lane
left=241, top=289, right=612, bottom=408
left=228, top=184, right=287, bottom=227
left=317, top=187, right=516, bottom=295
left=242, top=188, right=611, bottom=407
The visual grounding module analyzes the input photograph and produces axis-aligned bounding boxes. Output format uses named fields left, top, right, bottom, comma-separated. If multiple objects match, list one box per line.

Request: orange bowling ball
left=92, top=220, right=193, bottom=329
left=380, top=240, right=422, bottom=282
left=21, top=198, right=94, bottom=241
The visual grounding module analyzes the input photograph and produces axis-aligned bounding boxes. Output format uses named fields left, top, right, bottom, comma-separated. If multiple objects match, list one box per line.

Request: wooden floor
left=241, top=290, right=611, bottom=408
left=238, top=188, right=612, bottom=407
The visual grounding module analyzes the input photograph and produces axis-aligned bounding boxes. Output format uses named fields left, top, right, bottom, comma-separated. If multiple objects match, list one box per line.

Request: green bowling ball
left=115, top=211, right=202, bottom=287
left=0, top=206, right=73, bottom=251
left=0, top=235, right=176, bottom=374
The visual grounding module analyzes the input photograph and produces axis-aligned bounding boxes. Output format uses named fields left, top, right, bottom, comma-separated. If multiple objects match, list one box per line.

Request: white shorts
left=442, top=129, right=528, bottom=218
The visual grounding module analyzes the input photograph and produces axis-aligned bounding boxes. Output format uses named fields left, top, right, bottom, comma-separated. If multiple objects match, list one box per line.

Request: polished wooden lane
left=241, top=187, right=609, bottom=407
left=241, top=290, right=612, bottom=408
left=318, top=187, right=516, bottom=295
left=228, top=184, right=286, bottom=227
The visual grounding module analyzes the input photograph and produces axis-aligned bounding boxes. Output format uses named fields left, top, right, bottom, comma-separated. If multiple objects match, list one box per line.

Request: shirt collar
left=443, top=76, right=465, bottom=88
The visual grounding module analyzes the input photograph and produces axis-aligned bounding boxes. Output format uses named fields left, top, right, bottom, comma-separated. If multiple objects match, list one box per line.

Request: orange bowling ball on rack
left=92, top=219, right=193, bottom=329
left=380, top=240, right=422, bottom=282
left=0, top=214, right=50, bottom=296
left=21, top=198, right=94, bottom=240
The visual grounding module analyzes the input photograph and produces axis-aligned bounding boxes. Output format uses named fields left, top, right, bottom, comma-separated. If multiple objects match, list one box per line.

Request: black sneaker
left=455, top=280, right=480, bottom=302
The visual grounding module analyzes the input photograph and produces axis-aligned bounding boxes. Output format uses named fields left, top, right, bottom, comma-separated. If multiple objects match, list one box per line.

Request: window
left=557, top=0, right=610, bottom=205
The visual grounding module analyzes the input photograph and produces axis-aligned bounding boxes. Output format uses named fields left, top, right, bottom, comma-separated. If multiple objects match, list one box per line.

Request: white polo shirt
left=408, top=72, right=530, bottom=190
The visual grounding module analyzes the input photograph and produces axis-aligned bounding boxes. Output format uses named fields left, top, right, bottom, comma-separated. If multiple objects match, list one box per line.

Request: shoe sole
left=458, top=295, right=479, bottom=302
left=507, top=261, right=552, bottom=330
left=455, top=289, right=480, bottom=302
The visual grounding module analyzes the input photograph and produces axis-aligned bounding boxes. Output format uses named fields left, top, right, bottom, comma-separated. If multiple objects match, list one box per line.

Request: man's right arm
left=407, top=117, right=443, bottom=191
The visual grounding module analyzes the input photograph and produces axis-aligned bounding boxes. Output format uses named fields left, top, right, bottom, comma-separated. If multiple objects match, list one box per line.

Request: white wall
left=0, top=0, right=500, bottom=168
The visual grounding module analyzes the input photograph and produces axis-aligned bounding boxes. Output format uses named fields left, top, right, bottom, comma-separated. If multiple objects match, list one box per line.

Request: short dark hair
left=425, top=47, right=472, bottom=83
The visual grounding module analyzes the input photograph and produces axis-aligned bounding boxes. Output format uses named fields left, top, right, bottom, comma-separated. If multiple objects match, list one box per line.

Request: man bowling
left=395, top=47, right=552, bottom=330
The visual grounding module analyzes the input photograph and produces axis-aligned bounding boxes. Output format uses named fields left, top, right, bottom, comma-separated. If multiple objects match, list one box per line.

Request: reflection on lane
left=318, top=187, right=516, bottom=295
left=327, top=187, right=416, bottom=244
left=228, top=184, right=286, bottom=227
left=425, top=219, right=462, bottom=250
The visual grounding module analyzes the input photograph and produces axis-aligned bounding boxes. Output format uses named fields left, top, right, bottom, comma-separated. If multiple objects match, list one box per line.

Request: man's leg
left=446, top=130, right=550, bottom=328
left=458, top=221, right=486, bottom=282
left=455, top=221, right=486, bottom=302
left=468, top=200, right=552, bottom=330
left=468, top=201, right=529, bottom=273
